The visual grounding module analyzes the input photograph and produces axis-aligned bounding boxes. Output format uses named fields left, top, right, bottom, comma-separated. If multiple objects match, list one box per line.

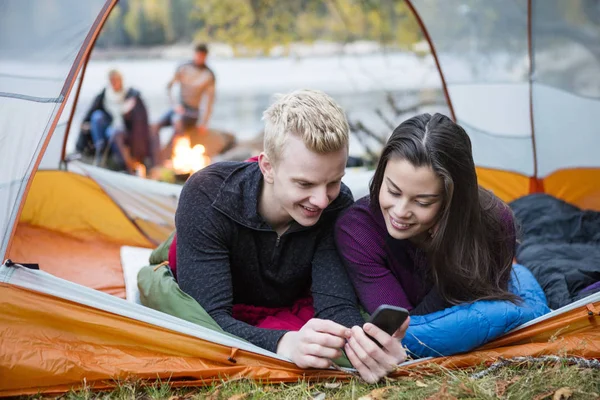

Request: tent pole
left=527, top=0, right=542, bottom=192
left=60, top=49, right=93, bottom=169
left=404, top=0, right=456, bottom=121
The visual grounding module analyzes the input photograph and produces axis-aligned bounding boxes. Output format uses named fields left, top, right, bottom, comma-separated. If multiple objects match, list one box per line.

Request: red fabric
left=169, top=156, right=312, bottom=331
left=169, top=233, right=313, bottom=331
left=168, top=234, right=178, bottom=278
left=233, top=297, right=314, bottom=331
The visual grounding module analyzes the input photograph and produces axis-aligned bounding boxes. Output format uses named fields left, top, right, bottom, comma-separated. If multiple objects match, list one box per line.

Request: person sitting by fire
left=75, top=69, right=152, bottom=174
left=151, top=43, right=216, bottom=165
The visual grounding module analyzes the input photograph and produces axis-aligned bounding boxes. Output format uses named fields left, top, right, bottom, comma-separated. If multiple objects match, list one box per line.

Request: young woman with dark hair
left=335, top=113, right=519, bottom=316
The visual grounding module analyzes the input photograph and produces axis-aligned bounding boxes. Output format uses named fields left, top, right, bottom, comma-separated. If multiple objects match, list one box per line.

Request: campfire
left=169, top=135, right=211, bottom=176
left=150, top=134, right=212, bottom=183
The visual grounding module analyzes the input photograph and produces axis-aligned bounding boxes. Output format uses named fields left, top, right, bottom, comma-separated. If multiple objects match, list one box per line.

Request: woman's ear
left=258, top=152, right=275, bottom=184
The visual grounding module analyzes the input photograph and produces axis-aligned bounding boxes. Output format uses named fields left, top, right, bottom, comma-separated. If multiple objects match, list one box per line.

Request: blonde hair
left=108, top=69, right=122, bottom=79
left=262, top=89, right=349, bottom=163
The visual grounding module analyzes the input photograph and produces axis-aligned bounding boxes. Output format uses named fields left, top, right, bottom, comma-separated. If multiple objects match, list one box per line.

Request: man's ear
left=258, top=152, right=275, bottom=184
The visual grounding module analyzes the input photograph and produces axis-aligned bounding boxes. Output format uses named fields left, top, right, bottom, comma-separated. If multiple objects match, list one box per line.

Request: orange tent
left=0, top=0, right=598, bottom=397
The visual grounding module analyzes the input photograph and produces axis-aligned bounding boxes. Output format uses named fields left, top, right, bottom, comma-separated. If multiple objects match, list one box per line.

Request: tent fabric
left=10, top=224, right=126, bottom=298
left=2, top=263, right=599, bottom=397
left=0, top=0, right=114, bottom=260
left=0, top=264, right=350, bottom=397
left=1, top=0, right=600, bottom=396
left=16, top=170, right=154, bottom=246
left=409, top=0, right=600, bottom=210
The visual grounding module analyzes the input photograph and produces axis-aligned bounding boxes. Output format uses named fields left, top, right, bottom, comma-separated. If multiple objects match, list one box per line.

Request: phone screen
left=367, top=304, right=409, bottom=337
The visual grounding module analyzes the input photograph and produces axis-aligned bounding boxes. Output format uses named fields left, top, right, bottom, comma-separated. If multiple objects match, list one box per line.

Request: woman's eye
left=387, top=189, right=401, bottom=197
left=416, top=201, right=432, bottom=207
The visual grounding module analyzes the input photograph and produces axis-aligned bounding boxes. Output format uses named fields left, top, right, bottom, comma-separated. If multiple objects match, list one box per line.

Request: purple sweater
left=335, top=196, right=515, bottom=315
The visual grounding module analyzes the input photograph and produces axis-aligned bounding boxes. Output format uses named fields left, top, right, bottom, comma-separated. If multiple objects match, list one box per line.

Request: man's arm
left=166, top=68, right=181, bottom=109
left=311, top=226, right=366, bottom=326
left=199, top=80, right=215, bottom=128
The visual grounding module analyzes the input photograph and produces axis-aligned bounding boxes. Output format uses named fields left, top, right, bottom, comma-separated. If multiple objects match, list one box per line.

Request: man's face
left=109, top=74, right=123, bottom=92
left=265, top=134, right=348, bottom=227
left=194, top=51, right=207, bottom=66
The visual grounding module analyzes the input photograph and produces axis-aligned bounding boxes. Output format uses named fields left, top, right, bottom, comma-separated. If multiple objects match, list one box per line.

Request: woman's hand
left=277, top=318, right=350, bottom=369
left=345, top=317, right=410, bottom=383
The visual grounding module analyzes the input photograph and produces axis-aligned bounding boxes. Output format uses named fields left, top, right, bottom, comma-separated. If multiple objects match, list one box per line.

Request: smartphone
left=367, top=304, right=409, bottom=337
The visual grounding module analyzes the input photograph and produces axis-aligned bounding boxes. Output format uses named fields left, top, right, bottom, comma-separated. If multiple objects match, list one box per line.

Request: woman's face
left=379, top=157, right=444, bottom=243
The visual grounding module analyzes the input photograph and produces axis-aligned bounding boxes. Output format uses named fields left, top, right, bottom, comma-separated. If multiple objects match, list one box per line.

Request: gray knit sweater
left=175, top=161, right=365, bottom=352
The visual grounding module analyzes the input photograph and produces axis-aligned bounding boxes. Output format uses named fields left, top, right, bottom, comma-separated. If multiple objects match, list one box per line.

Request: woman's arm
left=335, top=206, right=414, bottom=314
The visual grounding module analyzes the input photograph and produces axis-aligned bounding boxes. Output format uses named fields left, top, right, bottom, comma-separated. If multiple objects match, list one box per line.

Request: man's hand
left=277, top=318, right=350, bottom=369
left=174, top=104, right=185, bottom=115
left=344, top=317, right=410, bottom=383
left=197, top=124, right=208, bottom=136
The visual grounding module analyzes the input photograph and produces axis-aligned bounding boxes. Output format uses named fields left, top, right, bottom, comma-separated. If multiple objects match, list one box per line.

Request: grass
left=22, top=362, right=600, bottom=400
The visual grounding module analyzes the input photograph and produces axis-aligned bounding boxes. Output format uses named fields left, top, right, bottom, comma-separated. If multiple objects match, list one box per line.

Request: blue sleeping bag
left=403, top=264, right=550, bottom=358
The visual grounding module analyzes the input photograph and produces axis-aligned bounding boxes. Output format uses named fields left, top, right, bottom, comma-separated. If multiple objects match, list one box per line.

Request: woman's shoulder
left=479, top=188, right=516, bottom=235
left=337, top=196, right=379, bottom=225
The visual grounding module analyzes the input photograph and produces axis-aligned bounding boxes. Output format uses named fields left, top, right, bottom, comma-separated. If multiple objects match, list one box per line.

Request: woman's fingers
left=391, top=317, right=410, bottom=340
left=362, top=323, right=405, bottom=362
left=345, top=324, right=408, bottom=383
left=354, top=325, right=400, bottom=367
left=344, top=342, right=378, bottom=384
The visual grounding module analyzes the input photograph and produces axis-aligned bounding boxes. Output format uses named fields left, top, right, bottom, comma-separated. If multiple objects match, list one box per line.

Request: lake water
left=68, top=52, right=449, bottom=156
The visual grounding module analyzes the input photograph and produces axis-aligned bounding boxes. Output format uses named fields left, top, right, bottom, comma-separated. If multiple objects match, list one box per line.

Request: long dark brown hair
left=370, top=113, right=519, bottom=305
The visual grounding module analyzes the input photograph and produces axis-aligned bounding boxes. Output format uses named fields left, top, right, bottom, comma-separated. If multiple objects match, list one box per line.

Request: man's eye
left=298, top=182, right=312, bottom=187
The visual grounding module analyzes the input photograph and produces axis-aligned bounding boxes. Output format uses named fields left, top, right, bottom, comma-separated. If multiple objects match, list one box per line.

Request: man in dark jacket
left=139, top=89, right=409, bottom=383
left=76, top=69, right=152, bottom=173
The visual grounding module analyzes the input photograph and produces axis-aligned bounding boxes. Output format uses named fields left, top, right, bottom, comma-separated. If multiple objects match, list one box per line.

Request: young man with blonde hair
left=139, top=89, right=408, bottom=383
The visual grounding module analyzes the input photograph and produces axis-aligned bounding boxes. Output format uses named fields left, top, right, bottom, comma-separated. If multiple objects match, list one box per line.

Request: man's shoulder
left=204, top=65, right=216, bottom=81
left=314, top=183, right=354, bottom=229
left=177, top=61, right=195, bottom=70
left=184, top=161, right=247, bottom=191
left=178, top=162, right=251, bottom=221
left=335, top=182, right=354, bottom=208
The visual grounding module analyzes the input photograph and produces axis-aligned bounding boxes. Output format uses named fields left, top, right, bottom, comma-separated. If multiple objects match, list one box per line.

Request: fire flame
left=171, top=135, right=210, bottom=174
